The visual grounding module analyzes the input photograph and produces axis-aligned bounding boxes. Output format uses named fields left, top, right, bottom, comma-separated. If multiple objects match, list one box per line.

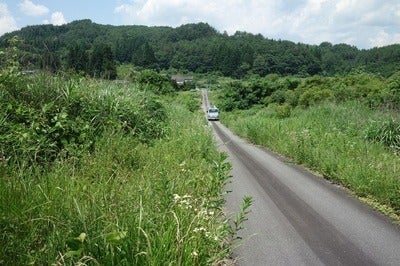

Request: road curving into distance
left=202, top=89, right=400, bottom=265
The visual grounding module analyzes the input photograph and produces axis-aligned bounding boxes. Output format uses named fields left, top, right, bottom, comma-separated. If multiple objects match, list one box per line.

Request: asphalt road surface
left=202, top=89, right=400, bottom=266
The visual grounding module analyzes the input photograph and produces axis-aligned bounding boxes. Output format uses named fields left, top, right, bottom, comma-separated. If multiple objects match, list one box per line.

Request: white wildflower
left=173, top=194, right=181, bottom=201
left=193, top=227, right=206, bottom=233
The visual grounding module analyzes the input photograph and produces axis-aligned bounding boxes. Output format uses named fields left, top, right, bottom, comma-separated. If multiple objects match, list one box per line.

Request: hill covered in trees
left=1, top=19, right=400, bottom=78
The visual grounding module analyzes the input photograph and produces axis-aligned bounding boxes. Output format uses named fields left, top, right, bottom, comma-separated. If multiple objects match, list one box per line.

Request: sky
left=1, top=0, right=400, bottom=49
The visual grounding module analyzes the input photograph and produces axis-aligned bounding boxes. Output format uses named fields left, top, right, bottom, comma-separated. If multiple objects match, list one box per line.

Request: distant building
left=171, top=75, right=193, bottom=85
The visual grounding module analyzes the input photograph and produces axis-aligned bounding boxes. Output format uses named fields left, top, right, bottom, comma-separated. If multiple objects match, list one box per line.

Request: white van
left=207, top=107, right=219, bottom=121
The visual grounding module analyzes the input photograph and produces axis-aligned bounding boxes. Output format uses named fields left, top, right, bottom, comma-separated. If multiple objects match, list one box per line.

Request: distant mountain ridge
left=1, top=19, right=399, bottom=77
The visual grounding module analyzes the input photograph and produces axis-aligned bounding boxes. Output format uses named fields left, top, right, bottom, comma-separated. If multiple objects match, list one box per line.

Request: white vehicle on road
left=207, top=107, right=219, bottom=121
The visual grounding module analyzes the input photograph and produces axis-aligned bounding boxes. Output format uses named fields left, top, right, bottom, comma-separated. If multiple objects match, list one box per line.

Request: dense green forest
left=1, top=19, right=400, bottom=78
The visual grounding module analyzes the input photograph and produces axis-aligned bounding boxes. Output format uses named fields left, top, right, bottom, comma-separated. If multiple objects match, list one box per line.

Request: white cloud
left=113, top=0, right=400, bottom=48
left=50, top=12, right=67, bottom=25
left=114, top=0, right=280, bottom=34
left=277, top=0, right=400, bottom=48
left=0, top=3, right=18, bottom=35
left=369, top=30, right=400, bottom=48
left=18, top=0, right=49, bottom=17
left=114, top=4, right=131, bottom=15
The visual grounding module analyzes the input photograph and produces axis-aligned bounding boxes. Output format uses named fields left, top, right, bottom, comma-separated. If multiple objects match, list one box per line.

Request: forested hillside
left=1, top=19, right=400, bottom=78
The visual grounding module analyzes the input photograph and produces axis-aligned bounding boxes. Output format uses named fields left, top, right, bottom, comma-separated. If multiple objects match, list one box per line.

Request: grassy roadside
left=0, top=76, right=235, bottom=265
left=220, top=101, right=400, bottom=220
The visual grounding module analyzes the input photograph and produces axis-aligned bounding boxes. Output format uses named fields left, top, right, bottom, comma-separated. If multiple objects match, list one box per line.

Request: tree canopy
left=1, top=19, right=400, bottom=78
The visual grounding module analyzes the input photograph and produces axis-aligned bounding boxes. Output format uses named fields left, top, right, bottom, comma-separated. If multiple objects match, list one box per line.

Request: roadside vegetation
left=0, top=44, right=249, bottom=265
left=213, top=73, right=400, bottom=219
left=3, top=20, right=400, bottom=264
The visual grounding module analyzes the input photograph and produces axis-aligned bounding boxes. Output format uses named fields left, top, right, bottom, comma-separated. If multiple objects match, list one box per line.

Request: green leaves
left=231, top=196, right=253, bottom=239
left=365, top=119, right=400, bottom=152
left=65, top=233, right=87, bottom=258
left=218, top=72, right=400, bottom=113
left=136, top=70, right=174, bottom=95
left=0, top=70, right=171, bottom=172
left=105, top=231, right=128, bottom=245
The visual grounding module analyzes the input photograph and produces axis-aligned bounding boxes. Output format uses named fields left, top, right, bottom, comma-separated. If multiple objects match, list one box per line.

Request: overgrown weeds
left=0, top=73, right=244, bottom=264
left=365, top=119, right=400, bottom=153
left=0, top=71, right=167, bottom=173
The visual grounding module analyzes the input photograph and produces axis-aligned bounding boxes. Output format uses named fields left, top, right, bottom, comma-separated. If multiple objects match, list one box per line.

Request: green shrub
left=387, top=71, right=400, bottom=109
left=0, top=72, right=168, bottom=172
left=365, top=119, right=400, bottom=152
left=265, top=89, right=287, bottom=105
left=274, top=103, right=292, bottom=119
left=298, top=88, right=334, bottom=107
left=176, top=91, right=200, bottom=112
left=136, top=69, right=174, bottom=94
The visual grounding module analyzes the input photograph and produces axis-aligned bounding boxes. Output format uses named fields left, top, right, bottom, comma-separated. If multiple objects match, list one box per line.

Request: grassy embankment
left=0, top=72, right=243, bottom=265
left=216, top=97, right=400, bottom=220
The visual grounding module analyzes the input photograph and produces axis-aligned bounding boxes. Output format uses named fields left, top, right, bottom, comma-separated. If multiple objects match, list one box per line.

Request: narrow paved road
left=202, top=90, right=400, bottom=265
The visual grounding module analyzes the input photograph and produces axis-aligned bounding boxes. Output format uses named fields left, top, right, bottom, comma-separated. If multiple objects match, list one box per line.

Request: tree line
left=1, top=19, right=400, bottom=79
left=218, top=72, right=400, bottom=111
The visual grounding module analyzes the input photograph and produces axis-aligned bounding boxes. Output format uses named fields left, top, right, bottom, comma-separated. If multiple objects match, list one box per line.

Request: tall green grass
left=1, top=79, right=235, bottom=265
left=222, top=102, right=400, bottom=217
